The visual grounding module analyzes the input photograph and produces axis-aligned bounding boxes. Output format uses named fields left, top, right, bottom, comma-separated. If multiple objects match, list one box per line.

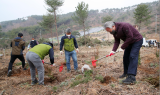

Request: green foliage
left=101, top=15, right=113, bottom=23
left=72, top=31, right=80, bottom=38
left=70, top=70, right=93, bottom=88
left=38, top=38, right=50, bottom=44
left=15, top=62, right=22, bottom=66
left=84, top=70, right=93, bottom=77
left=72, top=1, right=88, bottom=25
left=52, top=86, right=57, bottom=92
left=45, top=0, right=63, bottom=12
left=95, top=75, right=103, bottom=81
left=39, top=14, right=55, bottom=31
left=134, top=4, right=151, bottom=31
left=60, top=81, right=68, bottom=87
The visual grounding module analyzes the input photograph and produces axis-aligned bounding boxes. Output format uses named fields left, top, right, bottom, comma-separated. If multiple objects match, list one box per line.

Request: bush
left=38, top=38, right=50, bottom=44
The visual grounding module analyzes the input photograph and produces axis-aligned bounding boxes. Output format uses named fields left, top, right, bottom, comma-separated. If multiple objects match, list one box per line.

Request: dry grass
left=0, top=45, right=159, bottom=95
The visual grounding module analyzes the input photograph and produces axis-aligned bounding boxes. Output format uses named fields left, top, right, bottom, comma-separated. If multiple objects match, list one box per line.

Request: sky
left=0, top=0, right=158, bottom=22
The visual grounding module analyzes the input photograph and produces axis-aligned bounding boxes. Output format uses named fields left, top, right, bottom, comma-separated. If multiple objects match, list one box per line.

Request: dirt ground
left=0, top=45, right=159, bottom=95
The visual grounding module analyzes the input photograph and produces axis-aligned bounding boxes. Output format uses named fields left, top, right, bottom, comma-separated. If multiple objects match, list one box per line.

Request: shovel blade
left=59, top=65, right=64, bottom=72
left=92, top=60, right=97, bottom=68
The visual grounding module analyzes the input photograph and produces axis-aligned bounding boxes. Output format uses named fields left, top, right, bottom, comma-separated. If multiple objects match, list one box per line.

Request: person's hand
left=60, top=51, right=63, bottom=55
left=109, top=51, right=116, bottom=56
left=117, top=48, right=124, bottom=52
left=27, top=48, right=29, bottom=50
left=76, top=48, right=79, bottom=53
left=51, top=64, right=56, bottom=67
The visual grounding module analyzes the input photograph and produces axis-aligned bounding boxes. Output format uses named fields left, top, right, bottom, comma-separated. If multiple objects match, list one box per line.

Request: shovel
left=92, top=53, right=114, bottom=68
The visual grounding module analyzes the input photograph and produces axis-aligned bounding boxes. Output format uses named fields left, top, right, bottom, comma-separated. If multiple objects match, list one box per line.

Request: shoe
left=122, top=75, right=136, bottom=85
left=23, top=68, right=27, bottom=70
left=31, top=79, right=38, bottom=85
left=38, top=83, right=44, bottom=85
left=67, top=69, right=71, bottom=73
left=7, top=70, right=12, bottom=77
left=119, top=73, right=127, bottom=78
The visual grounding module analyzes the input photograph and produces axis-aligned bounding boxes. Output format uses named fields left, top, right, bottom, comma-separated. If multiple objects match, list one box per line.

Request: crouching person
left=60, top=28, right=79, bottom=72
left=26, top=42, right=54, bottom=85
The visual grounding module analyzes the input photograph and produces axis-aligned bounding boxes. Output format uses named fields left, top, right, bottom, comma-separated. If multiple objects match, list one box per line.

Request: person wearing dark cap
left=60, top=28, right=79, bottom=72
left=104, top=21, right=143, bottom=85
left=7, top=33, right=26, bottom=77
left=26, top=42, right=55, bottom=85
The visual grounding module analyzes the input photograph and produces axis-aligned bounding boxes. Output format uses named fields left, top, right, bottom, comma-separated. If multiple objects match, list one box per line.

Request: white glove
left=51, top=64, right=56, bottom=66
left=109, top=51, right=116, bottom=55
left=117, top=48, right=124, bottom=52
left=76, top=48, right=79, bottom=53
left=60, top=51, right=63, bottom=55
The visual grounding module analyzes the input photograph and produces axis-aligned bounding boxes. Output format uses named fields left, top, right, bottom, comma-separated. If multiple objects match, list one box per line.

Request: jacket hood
left=14, top=37, right=22, bottom=42
left=43, top=42, right=53, bottom=48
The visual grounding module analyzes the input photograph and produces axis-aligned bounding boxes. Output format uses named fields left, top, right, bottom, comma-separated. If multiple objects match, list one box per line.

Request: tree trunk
left=50, top=28, right=53, bottom=43
left=83, top=22, right=86, bottom=46
left=54, top=9, right=59, bottom=45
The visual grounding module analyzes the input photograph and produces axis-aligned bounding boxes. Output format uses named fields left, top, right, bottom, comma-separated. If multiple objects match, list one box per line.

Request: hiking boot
left=31, top=79, right=38, bottom=85
left=38, top=83, right=44, bottom=86
left=7, top=70, right=12, bottom=77
left=119, top=73, right=127, bottom=78
left=122, top=75, right=136, bottom=85
left=23, top=68, right=27, bottom=70
left=67, top=69, right=71, bottom=73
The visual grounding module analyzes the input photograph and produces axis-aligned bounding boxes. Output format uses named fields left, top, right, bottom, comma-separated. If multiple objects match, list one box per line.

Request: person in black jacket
left=27, top=38, right=39, bottom=50
left=7, top=33, right=26, bottom=77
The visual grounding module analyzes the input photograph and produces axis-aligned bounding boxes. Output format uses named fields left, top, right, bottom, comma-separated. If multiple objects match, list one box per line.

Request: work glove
left=109, top=51, right=116, bottom=56
left=60, top=51, right=63, bottom=55
left=51, top=63, right=56, bottom=66
left=117, top=48, right=124, bottom=52
left=76, top=48, right=79, bottom=53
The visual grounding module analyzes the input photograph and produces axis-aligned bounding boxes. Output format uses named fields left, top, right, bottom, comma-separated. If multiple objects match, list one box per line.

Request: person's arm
left=22, top=42, right=25, bottom=50
left=60, top=37, right=64, bottom=51
left=112, top=36, right=120, bottom=51
left=36, top=40, right=39, bottom=44
left=27, top=44, right=30, bottom=49
left=10, top=42, right=12, bottom=47
left=49, top=48, right=54, bottom=64
left=73, top=37, right=78, bottom=49
left=121, top=25, right=134, bottom=49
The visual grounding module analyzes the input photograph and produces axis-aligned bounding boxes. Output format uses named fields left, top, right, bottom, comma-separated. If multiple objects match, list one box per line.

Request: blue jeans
left=65, top=50, right=78, bottom=70
left=123, top=38, right=143, bottom=76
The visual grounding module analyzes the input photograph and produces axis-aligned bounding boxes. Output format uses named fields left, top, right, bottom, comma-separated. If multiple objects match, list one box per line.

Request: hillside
left=0, top=1, right=159, bottom=43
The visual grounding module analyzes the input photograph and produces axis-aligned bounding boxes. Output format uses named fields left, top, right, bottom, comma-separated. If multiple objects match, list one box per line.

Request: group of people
left=7, top=21, right=143, bottom=85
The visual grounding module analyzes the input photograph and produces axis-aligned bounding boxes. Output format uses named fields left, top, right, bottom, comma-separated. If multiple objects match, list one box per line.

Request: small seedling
left=110, top=84, right=115, bottom=88
left=95, top=75, right=103, bottom=81
left=15, top=62, right=22, bottom=66
left=53, top=86, right=57, bottom=92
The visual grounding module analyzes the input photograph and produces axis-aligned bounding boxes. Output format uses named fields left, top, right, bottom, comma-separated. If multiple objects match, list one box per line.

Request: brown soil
left=101, top=76, right=117, bottom=84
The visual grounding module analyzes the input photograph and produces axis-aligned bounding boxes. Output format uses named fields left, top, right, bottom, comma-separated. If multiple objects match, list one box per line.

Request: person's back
left=29, top=44, right=52, bottom=60
left=11, top=37, right=25, bottom=55
left=7, top=33, right=26, bottom=77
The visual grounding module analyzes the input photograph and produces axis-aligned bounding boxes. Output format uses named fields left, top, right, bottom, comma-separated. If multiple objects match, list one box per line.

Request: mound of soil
left=142, top=76, right=159, bottom=88
left=101, top=76, right=117, bottom=84
left=0, top=67, right=8, bottom=76
left=12, top=67, right=30, bottom=76
left=99, top=89, right=117, bottom=95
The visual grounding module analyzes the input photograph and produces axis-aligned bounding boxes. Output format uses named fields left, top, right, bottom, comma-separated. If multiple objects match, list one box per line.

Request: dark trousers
left=8, top=55, right=25, bottom=71
left=123, top=39, right=143, bottom=76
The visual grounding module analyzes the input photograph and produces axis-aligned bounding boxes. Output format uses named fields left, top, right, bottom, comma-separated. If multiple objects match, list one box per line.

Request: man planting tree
left=104, top=21, right=143, bottom=85
left=26, top=42, right=55, bottom=85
